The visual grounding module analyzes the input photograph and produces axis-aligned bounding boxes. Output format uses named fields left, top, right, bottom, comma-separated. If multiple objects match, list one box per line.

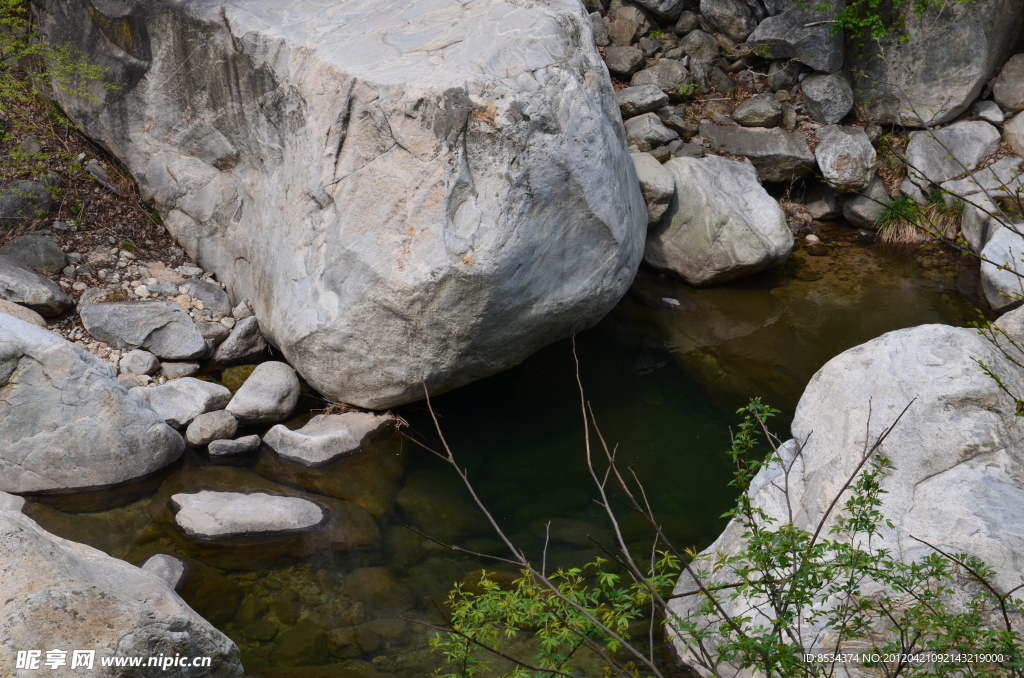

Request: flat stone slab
left=263, top=412, right=392, bottom=467
left=208, top=435, right=262, bottom=457
left=171, top=491, right=325, bottom=540
left=79, top=300, right=207, bottom=360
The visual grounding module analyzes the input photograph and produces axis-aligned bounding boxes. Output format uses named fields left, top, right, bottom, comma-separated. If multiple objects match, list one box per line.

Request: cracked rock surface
left=0, top=313, right=184, bottom=494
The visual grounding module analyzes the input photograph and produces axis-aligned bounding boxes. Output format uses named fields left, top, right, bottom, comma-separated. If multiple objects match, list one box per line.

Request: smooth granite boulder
left=226, top=361, right=300, bottom=425
left=644, top=155, right=793, bottom=285
left=39, top=0, right=647, bottom=409
left=0, top=313, right=184, bottom=494
left=170, top=491, right=326, bottom=540
left=670, top=324, right=1024, bottom=672
left=148, top=377, right=233, bottom=429
left=814, top=125, right=876, bottom=190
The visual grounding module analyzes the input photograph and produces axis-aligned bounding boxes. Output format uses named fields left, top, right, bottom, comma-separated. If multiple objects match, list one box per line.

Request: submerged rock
left=41, top=0, right=646, bottom=410
left=644, top=155, right=793, bottom=285
left=171, top=491, right=325, bottom=540
left=0, top=313, right=183, bottom=494
left=0, top=510, right=243, bottom=677
left=263, top=412, right=392, bottom=467
left=208, top=434, right=262, bottom=457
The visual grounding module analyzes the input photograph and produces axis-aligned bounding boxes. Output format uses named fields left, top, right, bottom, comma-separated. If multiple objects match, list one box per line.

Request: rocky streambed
left=3, top=0, right=1024, bottom=674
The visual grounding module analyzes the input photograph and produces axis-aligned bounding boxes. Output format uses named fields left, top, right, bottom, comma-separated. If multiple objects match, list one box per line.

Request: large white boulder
left=848, top=0, right=1024, bottom=126
left=644, top=155, right=793, bottom=285
left=0, top=510, right=243, bottom=677
left=0, top=313, right=184, bottom=494
left=39, top=0, right=647, bottom=409
left=669, top=324, right=1024, bottom=672
left=981, top=227, right=1024, bottom=310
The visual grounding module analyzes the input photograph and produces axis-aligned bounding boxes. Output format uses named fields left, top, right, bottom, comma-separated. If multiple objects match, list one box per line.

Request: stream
left=23, top=229, right=982, bottom=678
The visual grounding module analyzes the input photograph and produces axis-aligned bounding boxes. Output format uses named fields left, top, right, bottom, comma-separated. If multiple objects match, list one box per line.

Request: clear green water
left=24, top=235, right=982, bottom=678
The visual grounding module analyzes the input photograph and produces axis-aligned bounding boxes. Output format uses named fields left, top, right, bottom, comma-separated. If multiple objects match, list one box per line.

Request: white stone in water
left=170, top=491, right=324, bottom=540
left=263, top=412, right=392, bottom=466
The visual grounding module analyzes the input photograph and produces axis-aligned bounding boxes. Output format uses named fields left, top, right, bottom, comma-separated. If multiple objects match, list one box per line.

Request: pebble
left=220, top=316, right=236, bottom=330
left=805, top=234, right=821, bottom=244
left=174, top=294, right=191, bottom=310
left=72, top=282, right=87, bottom=291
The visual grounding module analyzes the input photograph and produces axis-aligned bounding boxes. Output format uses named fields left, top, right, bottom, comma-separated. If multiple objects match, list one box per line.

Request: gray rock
left=196, top=320, right=231, bottom=345
left=674, top=10, right=699, bottom=34
left=79, top=300, right=208, bottom=360
left=644, top=155, right=793, bottom=285
left=630, top=59, right=693, bottom=94
left=781, top=101, right=797, bottom=129
left=900, top=176, right=928, bottom=206
left=637, top=37, right=662, bottom=58
left=746, top=0, right=844, bottom=73
left=632, top=0, right=686, bottom=20
left=171, top=491, right=325, bottom=540
left=1005, top=112, right=1024, bottom=157
left=130, top=385, right=151, bottom=401
left=226, top=361, right=300, bottom=425
left=141, top=554, right=189, bottom=591
left=0, top=298, right=46, bottom=327
left=670, top=323, right=1024, bottom=668
left=0, top=180, right=52, bottom=224
left=0, top=313, right=184, bottom=493
left=995, top=304, right=1024, bottom=339
left=906, top=121, right=1001, bottom=188
left=150, top=281, right=181, bottom=297
left=609, top=3, right=655, bottom=38
left=0, top=234, right=66, bottom=273
left=801, top=72, right=853, bottom=125
left=605, top=45, right=646, bottom=78
left=973, top=99, right=1006, bottom=125
left=699, top=0, right=756, bottom=41
left=994, top=53, right=1024, bottom=114
left=149, top=377, right=233, bottom=428
left=118, top=375, right=142, bottom=389
left=181, top=278, right=231, bottom=314
left=679, top=29, right=719, bottom=68
left=0, top=255, right=73, bottom=317
left=940, top=155, right=1024, bottom=202
left=981, top=227, right=1024, bottom=310
left=84, top=159, right=125, bottom=196
left=119, top=348, right=160, bottom=376
left=211, top=316, right=268, bottom=365
left=161, top=361, right=202, bottom=379
left=0, top=490, right=26, bottom=513
left=590, top=12, right=610, bottom=46
left=709, top=66, right=734, bottom=94
left=208, top=435, right=262, bottom=457
left=766, top=60, right=801, bottom=92
left=842, top=173, right=889, bottom=229
left=263, top=412, right=392, bottom=466
left=805, top=184, right=842, bottom=220
left=631, top=152, right=677, bottom=224
left=814, top=125, right=877, bottom=190
left=1, top=510, right=243, bottom=677
left=732, top=93, right=782, bottom=128
left=616, top=84, right=670, bottom=117
left=625, top=112, right=680, bottom=147
left=186, top=410, right=238, bottom=447
left=849, top=0, right=1023, bottom=126
left=40, top=0, right=646, bottom=411
left=699, top=123, right=815, bottom=182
